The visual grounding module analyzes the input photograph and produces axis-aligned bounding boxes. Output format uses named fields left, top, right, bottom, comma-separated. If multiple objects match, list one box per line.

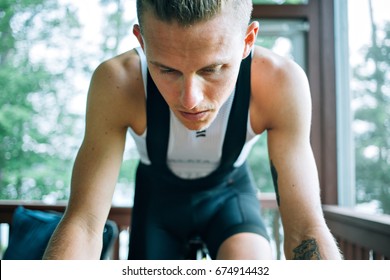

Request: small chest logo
left=196, top=130, right=206, bottom=138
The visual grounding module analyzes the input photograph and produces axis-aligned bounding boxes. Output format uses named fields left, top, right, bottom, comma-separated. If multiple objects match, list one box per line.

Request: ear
left=133, top=24, right=145, bottom=50
left=242, top=21, right=259, bottom=59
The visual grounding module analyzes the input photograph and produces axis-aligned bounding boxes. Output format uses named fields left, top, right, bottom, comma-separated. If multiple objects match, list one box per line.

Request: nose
left=180, top=75, right=204, bottom=110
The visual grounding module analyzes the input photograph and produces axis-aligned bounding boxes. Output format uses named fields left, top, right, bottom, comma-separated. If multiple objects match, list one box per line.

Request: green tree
left=0, top=0, right=83, bottom=200
left=353, top=1, right=390, bottom=214
left=99, top=0, right=137, bottom=58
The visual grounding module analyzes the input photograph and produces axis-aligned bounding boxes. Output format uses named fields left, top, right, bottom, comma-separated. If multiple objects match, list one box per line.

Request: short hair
left=136, top=0, right=253, bottom=33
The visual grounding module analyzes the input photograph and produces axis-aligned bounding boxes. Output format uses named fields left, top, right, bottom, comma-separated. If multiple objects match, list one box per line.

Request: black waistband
left=136, top=161, right=251, bottom=192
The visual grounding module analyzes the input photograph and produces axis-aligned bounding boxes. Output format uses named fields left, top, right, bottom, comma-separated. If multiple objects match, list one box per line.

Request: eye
left=201, top=65, right=223, bottom=75
left=159, top=67, right=176, bottom=75
left=203, top=68, right=217, bottom=73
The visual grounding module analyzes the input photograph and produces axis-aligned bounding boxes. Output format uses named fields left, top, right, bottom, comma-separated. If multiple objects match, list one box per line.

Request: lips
left=179, top=110, right=209, bottom=122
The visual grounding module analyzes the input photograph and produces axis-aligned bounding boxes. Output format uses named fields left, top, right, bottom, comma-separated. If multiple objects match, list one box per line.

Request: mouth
left=179, top=110, right=210, bottom=122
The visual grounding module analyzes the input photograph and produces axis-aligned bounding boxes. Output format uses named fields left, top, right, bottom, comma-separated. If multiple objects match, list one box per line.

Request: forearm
left=43, top=219, right=103, bottom=260
left=284, top=227, right=342, bottom=260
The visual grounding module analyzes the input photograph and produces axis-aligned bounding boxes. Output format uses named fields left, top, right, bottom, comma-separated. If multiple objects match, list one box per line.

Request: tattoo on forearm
left=270, top=160, right=280, bottom=206
left=293, top=238, right=322, bottom=260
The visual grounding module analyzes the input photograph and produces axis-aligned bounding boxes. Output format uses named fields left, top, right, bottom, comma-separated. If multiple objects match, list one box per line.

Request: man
left=43, top=0, right=342, bottom=260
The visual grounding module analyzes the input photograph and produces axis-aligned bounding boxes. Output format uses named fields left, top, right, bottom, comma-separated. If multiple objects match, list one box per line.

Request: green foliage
left=353, top=22, right=390, bottom=214
left=0, top=0, right=140, bottom=202
left=118, top=158, right=139, bottom=185
left=0, top=0, right=83, bottom=200
left=247, top=133, right=274, bottom=193
left=99, top=0, right=137, bottom=58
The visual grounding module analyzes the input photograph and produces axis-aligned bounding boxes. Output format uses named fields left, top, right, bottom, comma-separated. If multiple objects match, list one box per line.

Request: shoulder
left=91, top=49, right=143, bottom=100
left=87, top=49, right=146, bottom=133
left=250, top=46, right=311, bottom=134
left=94, top=49, right=141, bottom=80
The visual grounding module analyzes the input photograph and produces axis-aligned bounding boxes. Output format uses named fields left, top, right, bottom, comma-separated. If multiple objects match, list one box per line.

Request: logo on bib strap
left=196, top=130, right=206, bottom=138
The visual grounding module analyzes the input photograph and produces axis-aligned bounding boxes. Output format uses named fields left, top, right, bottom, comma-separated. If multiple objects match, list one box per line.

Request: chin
left=183, top=121, right=211, bottom=131
left=181, top=116, right=215, bottom=131
left=175, top=110, right=216, bottom=131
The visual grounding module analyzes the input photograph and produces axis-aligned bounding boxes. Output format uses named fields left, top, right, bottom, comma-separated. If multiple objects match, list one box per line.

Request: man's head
left=133, top=0, right=258, bottom=131
left=136, top=0, right=253, bottom=35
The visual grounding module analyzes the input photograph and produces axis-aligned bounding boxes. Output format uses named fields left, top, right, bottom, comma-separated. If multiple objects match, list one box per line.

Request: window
left=335, top=0, right=390, bottom=214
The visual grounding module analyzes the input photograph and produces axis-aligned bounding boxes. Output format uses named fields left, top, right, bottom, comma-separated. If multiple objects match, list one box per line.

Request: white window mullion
left=335, top=0, right=355, bottom=207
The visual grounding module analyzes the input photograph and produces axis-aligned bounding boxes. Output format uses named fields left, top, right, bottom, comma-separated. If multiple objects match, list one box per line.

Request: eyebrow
left=149, top=61, right=225, bottom=72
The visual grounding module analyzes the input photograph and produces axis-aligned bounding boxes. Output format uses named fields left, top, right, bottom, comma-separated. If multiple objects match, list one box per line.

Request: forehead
left=141, top=10, right=244, bottom=69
